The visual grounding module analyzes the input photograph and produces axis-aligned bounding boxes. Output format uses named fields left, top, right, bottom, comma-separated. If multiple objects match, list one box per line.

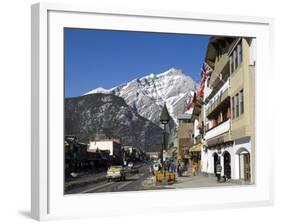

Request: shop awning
left=189, top=144, right=202, bottom=152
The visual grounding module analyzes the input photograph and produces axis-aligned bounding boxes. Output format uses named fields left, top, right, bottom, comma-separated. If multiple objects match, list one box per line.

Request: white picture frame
left=31, top=2, right=275, bottom=221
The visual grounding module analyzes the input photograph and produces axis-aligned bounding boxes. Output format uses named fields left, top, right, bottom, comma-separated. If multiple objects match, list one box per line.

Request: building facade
left=177, top=113, right=193, bottom=171
left=88, top=139, right=123, bottom=164
left=189, top=93, right=204, bottom=172
left=201, top=37, right=256, bottom=183
left=64, top=135, right=111, bottom=178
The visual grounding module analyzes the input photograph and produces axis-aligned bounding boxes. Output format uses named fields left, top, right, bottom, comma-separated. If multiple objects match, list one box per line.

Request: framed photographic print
left=31, top=2, right=275, bottom=221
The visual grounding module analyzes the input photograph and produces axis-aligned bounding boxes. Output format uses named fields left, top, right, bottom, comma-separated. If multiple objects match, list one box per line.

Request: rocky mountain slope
left=65, top=93, right=163, bottom=152
left=85, top=68, right=196, bottom=127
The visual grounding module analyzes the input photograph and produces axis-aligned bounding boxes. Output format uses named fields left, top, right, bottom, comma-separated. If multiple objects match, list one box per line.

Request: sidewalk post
left=160, top=103, right=170, bottom=185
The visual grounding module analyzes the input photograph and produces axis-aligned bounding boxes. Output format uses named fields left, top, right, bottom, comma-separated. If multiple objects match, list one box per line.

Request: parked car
left=128, top=162, right=134, bottom=168
left=106, top=166, right=126, bottom=182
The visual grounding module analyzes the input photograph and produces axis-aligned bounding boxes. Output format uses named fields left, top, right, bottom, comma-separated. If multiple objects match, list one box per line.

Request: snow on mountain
left=85, top=87, right=112, bottom=94
left=84, top=68, right=196, bottom=126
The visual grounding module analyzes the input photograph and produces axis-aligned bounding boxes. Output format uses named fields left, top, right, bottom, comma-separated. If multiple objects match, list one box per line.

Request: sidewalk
left=172, top=172, right=239, bottom=189
left=142, top=172, right=241, bottom=190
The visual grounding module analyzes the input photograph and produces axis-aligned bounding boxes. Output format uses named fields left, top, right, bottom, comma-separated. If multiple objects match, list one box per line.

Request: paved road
left=66, top=166, right=247, bottom=194
left=66, top=164, right=151, bottom=194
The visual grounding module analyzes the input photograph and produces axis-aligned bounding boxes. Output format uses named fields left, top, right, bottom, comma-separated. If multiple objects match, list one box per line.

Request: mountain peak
left=84, top=87, right=111, bottom=95
left=84, top=68, right=196, bottom=127
left=157, top=67, right=184, bottom=78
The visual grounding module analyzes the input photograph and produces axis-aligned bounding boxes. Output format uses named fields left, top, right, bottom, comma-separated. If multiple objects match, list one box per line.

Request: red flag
left=198, top=62, right=213, bottom=97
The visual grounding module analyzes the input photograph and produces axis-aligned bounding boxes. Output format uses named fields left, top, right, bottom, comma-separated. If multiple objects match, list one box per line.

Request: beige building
left=189, top=93, right=204, bottom=171
left=201, top=36, right=256, bottom=183
left=177, top=114, right=193, bottom=168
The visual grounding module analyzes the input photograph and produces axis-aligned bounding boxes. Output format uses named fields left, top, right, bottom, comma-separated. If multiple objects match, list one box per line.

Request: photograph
left=63, top=28, right=256, bottom=194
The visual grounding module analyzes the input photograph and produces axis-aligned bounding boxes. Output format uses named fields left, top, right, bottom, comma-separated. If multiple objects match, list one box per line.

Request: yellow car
left=106, top=166, right=126, bottom=182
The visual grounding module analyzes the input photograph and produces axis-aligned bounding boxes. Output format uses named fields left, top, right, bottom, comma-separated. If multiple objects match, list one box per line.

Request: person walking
left=168, top=161, right=174, bottom=173
left=224, top=163, right=231, bottom=181
left=216, top=161, right=222, bottom=182
left=177, top=161, right=182, bottom=177
left=149, top=164, right=154, bottom=176
left=192, top=162, right=198, bottom=176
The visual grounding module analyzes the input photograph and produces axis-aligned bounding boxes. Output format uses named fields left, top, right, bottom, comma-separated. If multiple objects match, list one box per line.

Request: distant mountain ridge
left=65, top=93, right=163, bottom=152
left=85, top=68, right=196, bottom=126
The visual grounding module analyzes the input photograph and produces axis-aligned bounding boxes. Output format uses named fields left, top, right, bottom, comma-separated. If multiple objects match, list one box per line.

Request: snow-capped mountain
left=85, top=68, right=196, bottom=126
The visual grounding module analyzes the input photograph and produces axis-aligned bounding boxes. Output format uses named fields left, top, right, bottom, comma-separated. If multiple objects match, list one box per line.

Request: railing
left=206, top=79, right=230, bottom=117
left=205, top=119, right=230, bottom=140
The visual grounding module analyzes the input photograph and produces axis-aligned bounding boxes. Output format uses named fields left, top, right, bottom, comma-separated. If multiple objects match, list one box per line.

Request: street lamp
left=160, top=103, right=170, bottom=170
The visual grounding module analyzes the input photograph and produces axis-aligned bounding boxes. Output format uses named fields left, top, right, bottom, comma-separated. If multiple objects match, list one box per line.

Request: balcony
left=206, top=79, right=230, bottom=117
left=205, top=119, right=230, bottom=141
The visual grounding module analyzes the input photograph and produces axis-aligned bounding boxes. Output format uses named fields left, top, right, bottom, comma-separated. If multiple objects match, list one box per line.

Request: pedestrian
left=225, top=163, right=231, bottom=181
left=158, top=163, right=162, bottom=171
left=164, top=161, right=168, bottom=171
left=149, top=164, right=154, bottom=176
left=192, top=162, right=198, bottom=176
left=168, top=161, right=174, bottom=173
left=177, top=161, right=181, bottom=176
left=216, top=161, right=222, bottom=182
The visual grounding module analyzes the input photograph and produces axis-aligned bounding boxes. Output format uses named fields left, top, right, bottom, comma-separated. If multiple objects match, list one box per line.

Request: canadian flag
left=198, top=62, right=213, bottom=97
left=186, top=62, right=213, bottom=109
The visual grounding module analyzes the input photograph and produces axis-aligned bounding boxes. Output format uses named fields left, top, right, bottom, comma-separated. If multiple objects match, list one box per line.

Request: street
left=65, top=162, right=243, bottom=195
left=65, top=163, right=151, bottom=194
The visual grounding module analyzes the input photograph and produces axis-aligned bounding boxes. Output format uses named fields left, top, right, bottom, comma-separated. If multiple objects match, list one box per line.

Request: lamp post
left=160, top=103, right=170, bottom=171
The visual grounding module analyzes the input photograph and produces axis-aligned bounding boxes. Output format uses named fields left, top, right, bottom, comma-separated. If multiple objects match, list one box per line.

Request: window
left=240, top=90, right=244, bottom=114
left=233, top=49, right=238, bottom=69
left=230, top=40, right=243, bottom=74
left=232, top=90, right=244, bottom=119
left=230, top=56, right=234, bottom=74
left=232, top=97, right=235, bottom=118
left=235, top=94, right=239, bottom=117
left=238, top=42, right=243, bottom=64
left=218, top=47, right=224, bottom=61
left=189, top=130, right=193, bottom=138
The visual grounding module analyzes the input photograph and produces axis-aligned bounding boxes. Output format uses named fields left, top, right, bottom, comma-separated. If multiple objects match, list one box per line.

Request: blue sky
left=65, top=28, right=210, bottom=97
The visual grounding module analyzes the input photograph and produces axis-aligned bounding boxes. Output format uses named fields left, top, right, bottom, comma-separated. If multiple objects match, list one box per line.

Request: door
left=244, top=153, right=251, bottom=181
left=223, top=151, right=231, bottom=179
left=213, top=153, right=218, bottom=174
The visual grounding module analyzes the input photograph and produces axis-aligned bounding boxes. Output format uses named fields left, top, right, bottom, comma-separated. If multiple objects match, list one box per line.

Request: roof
left=204, top=36, right=236, bottom=68
left=177, top=113, right=192, bottom=120
left=189, top=144, right=202, bottom=152
left=160, top=103, right=170, bottom=123
left=90, top=139, right=121, bottom=144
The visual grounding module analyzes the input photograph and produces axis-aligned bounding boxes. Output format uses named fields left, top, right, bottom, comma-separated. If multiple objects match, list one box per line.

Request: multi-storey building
left=177, top=113, right=193, bottom=170
left=201, top=36, right=256, bottom=183
left=189, top=93, right=204, bottom=171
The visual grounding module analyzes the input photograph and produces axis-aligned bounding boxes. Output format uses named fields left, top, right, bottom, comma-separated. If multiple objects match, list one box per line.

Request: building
left=187, top=92, right=204, bottom=172
left=146, top=152, right=160, bottom=161
left=65, top=135, right=110, bottom=177
left=177, top=113, right=193, bottom=171
left=88, top=139, right=123, bottom=164
left=201, top=36, right=256, bottom=183
left=122, top=145, right=144, bottom=162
